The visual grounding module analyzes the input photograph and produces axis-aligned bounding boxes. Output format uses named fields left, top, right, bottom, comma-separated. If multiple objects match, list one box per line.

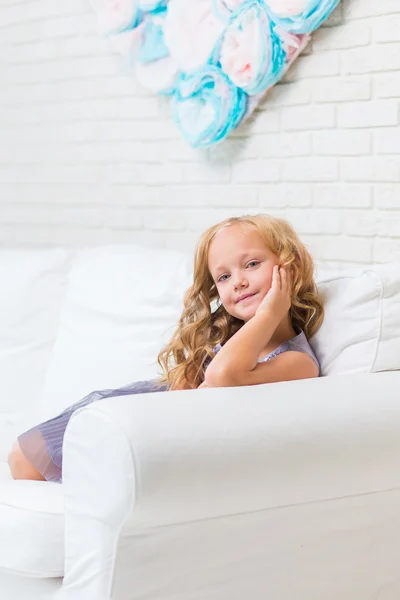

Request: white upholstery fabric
left=0, top=475, right=64, bottom=577
left=39, top=245, right=192, bottom=418
left=0, top=462, right=12, bottom=482
left=0, top=573, right=61, bottom=600
left=59, top=372, right=400, bottom=600
left=0, top=249, right=73, bottom=460
left=1, top=247, right=400, bottom=599
left=312, top=262, right=400, bottom=375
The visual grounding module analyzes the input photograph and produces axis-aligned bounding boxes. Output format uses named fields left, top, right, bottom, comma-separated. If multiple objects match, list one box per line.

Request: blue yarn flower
left=137, top=15, right=170, bottom=63
left=136, top=9, right=180, bottom=95
left=212, top=0, right=243, bottom=21
left=214, top=0, right=287, bottom=96
left=172, top=64, right=247, bottom=147
left=137, top=0, right=168, bottom=12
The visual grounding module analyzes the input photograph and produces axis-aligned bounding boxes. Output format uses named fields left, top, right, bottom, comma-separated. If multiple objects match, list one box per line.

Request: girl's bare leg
left=8, top=441, right=45, bottom=481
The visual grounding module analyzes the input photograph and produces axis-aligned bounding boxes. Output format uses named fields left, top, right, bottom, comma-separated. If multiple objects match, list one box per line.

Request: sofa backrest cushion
left=0, top=249, right=72, bottom=458
left=39, top=245, right=192, bottom=418
left=311, top=263, right=400, bottom=376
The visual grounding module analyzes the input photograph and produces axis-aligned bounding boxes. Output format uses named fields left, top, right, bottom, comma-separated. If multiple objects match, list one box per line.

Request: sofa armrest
left=59, top=372, right=400, bottom=600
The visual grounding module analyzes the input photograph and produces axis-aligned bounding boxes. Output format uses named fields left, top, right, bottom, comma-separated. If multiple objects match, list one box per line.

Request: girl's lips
left=236, top=293, right=256, bottom=303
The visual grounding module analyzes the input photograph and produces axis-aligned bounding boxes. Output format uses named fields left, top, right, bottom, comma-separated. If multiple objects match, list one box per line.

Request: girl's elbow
left=204, top=366, right=239, bottom=388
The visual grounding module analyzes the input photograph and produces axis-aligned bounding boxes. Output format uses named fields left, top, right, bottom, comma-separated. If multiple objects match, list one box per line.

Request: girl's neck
left=268, top=314, right=297, bottom=349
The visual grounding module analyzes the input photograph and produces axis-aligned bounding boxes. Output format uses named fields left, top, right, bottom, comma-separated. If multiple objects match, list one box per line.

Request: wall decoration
left=91, top=0, right=340, bottom=147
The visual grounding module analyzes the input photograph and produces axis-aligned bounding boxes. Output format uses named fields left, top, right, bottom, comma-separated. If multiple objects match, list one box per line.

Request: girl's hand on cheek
left=255, top=266, right=292, bottom=320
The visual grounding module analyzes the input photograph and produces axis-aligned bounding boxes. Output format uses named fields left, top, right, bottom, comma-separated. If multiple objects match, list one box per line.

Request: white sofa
left=1, top=245, right=400, bottom=600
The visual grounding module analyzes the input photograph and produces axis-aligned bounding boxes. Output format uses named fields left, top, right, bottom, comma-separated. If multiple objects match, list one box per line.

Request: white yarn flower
left=164, top=0, right=225, bottom=71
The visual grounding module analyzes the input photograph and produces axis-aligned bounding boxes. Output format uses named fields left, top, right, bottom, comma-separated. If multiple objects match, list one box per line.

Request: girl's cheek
left=264, top=273, right=273, bottom=290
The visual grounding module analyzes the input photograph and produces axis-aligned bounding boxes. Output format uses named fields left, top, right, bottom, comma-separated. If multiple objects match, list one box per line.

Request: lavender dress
left=18, top=330, right=319, bottom=483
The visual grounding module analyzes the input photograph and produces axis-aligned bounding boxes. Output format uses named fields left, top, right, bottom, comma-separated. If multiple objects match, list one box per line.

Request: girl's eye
left=217, top=261, right=259, bottom=282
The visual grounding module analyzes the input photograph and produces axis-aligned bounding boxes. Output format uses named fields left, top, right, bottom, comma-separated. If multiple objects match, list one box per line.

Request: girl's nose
left=233, top=277, right=248, bottom=291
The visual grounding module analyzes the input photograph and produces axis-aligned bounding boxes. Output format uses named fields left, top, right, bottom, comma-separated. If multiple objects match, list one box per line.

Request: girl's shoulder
left=260, top=330, right=320, bottom=372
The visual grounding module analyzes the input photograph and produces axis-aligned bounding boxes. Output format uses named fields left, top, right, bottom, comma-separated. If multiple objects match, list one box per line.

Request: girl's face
left=208, top=224, right=280, bottom=323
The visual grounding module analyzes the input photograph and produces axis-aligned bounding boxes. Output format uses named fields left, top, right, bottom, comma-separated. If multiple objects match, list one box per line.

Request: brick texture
left=0, top=0, right=400, bottom=268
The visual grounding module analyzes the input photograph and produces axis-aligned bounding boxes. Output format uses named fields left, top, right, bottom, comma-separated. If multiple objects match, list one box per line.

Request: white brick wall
left=0, top=0, right=400, bottom=268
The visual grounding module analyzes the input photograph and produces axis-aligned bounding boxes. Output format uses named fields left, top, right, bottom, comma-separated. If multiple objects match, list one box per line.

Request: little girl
left=8, top=214, right=323, bottom=483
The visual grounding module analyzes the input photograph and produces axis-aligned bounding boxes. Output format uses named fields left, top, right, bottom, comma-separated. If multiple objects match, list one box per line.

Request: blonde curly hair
left=157, top=214, right=324, bottom=390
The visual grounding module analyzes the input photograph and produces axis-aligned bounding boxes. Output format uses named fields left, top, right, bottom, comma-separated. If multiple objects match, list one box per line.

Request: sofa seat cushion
left=0, top=462, right=12, bottom=482
left=0, top=472, right=64, bottom=578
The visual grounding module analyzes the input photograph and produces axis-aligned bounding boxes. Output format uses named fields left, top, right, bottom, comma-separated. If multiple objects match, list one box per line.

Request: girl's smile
left=236, top=292, right=257, bottom=304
